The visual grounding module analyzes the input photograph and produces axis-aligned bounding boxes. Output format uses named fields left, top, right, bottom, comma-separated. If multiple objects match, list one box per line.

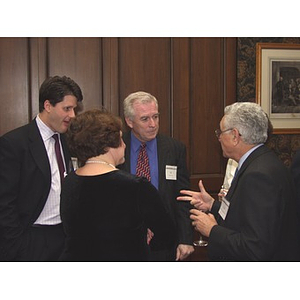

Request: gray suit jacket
left=209, top=145, right=300, bottom=261
left=0, top=119, right=72, bottom=260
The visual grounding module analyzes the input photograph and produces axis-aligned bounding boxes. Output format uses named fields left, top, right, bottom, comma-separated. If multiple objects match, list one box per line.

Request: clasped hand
left=177, top=180, right=217, bottom=237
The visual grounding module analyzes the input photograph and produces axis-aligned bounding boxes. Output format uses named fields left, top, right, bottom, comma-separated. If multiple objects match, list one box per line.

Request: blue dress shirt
left=130, top=132, right=159, bottom=190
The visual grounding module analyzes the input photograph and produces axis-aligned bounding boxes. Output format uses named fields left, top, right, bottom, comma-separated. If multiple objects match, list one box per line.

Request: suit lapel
left=61, top=134, right=73, bottom=174
left=28, top=120, right=51, bottom=183
left=156, top=135, right=168, bottom=190
left=123, top=131, right=132, bottom=172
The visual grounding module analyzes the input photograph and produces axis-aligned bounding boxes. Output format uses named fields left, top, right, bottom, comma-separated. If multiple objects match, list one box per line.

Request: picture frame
left=256, top=43, right=300, bottom=134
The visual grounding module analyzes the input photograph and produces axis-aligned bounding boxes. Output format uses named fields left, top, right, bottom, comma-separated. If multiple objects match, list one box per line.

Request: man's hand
left=190, top=209, right=217, bottom=237
left=177, top=180, right=215, bottom=212
left=176, top=244, right=194, bottom=261
left=147, top=228, right=154, bottom=245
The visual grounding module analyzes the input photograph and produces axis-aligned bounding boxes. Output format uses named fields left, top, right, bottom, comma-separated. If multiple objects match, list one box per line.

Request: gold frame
left=256, top=42, right=300, bottom=134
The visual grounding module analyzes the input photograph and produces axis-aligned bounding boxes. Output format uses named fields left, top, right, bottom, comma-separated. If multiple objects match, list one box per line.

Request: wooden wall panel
left=0, top=38, right=30, bottom=134
left=172, top=38, right=190, bottom=152
left=190, top=38, right=224, bottom=191
left=189, top=38, right=235, bottom=193
left=117, top=38, right=172, bottom=135
left=47, top=37, right=102, bottom=111
left=190, top=38, right=224, bottom=174
left=102, top=38, right=119, bottom=115
left=29, top=38, right=47, bottom=119
left=224, top=37, right=237, bottom=105
left=0, top=37, right=236, bottom=197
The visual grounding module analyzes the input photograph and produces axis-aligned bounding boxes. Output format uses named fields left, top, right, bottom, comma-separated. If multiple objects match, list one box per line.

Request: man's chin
left=60, top=122, right=70, bottom=133
left=146, top=134, right=157, bottom=141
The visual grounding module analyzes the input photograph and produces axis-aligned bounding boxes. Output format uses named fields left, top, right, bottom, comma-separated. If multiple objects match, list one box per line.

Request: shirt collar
left=238, top=143, right=263, bottom=170
left=130, top=131, right=156, bottom=153
left=36, top=114, right=57, bottom=142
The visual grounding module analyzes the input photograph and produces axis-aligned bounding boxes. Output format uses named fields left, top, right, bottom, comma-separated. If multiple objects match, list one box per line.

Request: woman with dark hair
left=60, top=109, right=175, bottom=261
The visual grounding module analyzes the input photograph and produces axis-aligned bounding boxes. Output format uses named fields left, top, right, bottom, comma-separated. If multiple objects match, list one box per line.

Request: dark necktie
left=136, top=143, right=152, bottom=244
left=136, top=143, right=151, bottom=181
left=52, top=134, right=65, bottom=183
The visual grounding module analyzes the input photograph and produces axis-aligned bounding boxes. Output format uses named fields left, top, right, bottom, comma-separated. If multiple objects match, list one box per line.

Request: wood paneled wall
left=0, top=38, right=30, bottom=134
left=0, top=37, right=236, bottom=194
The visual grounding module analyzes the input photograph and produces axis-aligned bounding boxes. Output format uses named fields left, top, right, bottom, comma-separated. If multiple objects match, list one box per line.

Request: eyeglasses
left=214, top=128, right=233, bottom=138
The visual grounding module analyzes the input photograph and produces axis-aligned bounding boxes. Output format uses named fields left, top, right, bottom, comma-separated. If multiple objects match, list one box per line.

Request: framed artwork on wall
left=256, top=42, right=300, bottom=134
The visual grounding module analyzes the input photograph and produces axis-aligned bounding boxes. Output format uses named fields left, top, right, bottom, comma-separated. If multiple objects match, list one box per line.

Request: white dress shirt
left=34, top=115, right=65, bottom=225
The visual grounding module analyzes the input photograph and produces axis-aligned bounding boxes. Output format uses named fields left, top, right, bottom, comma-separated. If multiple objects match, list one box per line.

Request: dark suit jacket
left=0, top=119, right=72, bottom=261
left=120, top=132, right=193, bottom=248
left=209, top=145, right=300, bottom=261
left=291, top=149, right=300, bottom=222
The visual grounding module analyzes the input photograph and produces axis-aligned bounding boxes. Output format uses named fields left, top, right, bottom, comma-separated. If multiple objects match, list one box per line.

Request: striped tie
left=136, top=143, right=151, bottom=181
left=52, top=134, right=65, bottom=183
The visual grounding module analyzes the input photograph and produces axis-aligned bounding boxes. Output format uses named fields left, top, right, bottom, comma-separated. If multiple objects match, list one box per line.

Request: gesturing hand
left=177, top=180, right=215, bottom=212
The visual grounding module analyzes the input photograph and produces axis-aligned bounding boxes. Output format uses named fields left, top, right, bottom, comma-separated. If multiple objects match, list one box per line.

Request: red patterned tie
left=136, top=143, right=151, bottom=181
left=52, top=134, right=65, bottom=183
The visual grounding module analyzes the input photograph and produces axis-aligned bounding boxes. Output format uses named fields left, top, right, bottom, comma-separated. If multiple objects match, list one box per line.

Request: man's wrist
left=209, top=197, right=215, bottom=211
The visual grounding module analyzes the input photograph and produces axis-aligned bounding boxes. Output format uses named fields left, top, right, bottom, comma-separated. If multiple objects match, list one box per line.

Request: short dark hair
left=66, top=109, right=122, bottom=164
left=39, top=75, right=83, bottom=112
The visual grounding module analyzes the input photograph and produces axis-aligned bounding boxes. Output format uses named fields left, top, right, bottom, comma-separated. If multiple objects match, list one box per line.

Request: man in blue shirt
left=119, top=91, right=194, bottom=261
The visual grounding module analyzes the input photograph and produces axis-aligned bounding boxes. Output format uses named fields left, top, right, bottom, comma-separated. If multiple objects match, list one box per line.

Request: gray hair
left=123, top=91, right=158, bottom=120
left=223, top=102, right=268, bottom=144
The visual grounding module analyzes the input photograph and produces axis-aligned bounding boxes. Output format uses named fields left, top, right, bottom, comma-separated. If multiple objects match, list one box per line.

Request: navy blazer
left=120, top=131, right=193, bottom=246
left=291, top=149, right=300, bottom=222
left=209, top=145, right=300, bottom=261
left=0, top=119, right=72, bottom=260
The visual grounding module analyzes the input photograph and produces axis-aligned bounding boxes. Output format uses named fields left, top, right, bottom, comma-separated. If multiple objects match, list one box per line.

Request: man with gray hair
left=120, top=91, right=194, bottom=261
left=178, top=102, right=300, bottom=261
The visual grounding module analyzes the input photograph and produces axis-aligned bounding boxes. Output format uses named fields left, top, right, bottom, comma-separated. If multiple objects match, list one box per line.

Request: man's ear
left=125, top=117, right=133, bottom=129
left=232, top=128, right=241, bottom=144
left=44, top=100, right=52, bottom=112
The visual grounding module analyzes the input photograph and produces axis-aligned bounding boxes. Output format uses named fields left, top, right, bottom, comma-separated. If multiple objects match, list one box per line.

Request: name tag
left=219, top=198, right=230, bottom=220
left=165, top=165, right=177, bottom=180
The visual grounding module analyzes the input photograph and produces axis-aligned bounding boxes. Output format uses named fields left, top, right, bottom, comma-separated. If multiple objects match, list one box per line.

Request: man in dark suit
left=291, top=149, right=300, bottom=226
left=178, top=102, right=300, bottom=261
left=120, top=91, right=194, bottom=261
left=0, top=75, right=83, bottom=261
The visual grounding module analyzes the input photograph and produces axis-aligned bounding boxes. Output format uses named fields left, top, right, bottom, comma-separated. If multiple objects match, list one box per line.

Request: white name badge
left=165, top=165, right=177, bottom=180
left=218, top=198, right=230, bottom=220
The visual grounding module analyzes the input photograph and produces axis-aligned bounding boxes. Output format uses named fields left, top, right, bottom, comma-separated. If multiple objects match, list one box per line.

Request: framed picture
left=256, top=43, right=300, bottom=134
